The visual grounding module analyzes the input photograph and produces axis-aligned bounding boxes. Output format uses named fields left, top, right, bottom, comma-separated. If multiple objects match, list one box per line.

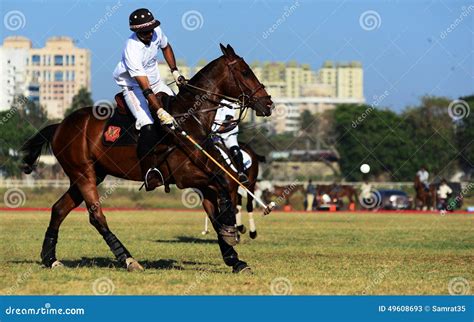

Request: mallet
left=179, top=130, right=275, bottom=215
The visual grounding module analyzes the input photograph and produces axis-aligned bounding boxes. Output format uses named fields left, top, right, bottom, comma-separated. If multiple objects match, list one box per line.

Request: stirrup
left=144, top=168, right=164, bottom=191
left=238, top=172, right=249, bottom=184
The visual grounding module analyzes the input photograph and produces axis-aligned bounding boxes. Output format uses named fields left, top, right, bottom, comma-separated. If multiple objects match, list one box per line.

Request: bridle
left=174, top=56, right=271, bottom=126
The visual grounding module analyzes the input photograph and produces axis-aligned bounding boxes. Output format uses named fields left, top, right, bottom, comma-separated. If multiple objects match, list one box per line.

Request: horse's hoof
left=232, top=261, right=252, bottom=274
left=201, top=230, right=209, bottom=235
left=249, top=230, right=257, bottom=239
left=51, top=260, right=64, bottom=269
left=237, top=224, right=247, bottom=234
left=126, top=258, right=144, bottom=272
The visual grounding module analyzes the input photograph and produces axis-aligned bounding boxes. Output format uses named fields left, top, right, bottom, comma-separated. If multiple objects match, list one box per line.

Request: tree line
left=239, top=95, right=473, bottom=182
left=0, top=90, right=472, bottom=182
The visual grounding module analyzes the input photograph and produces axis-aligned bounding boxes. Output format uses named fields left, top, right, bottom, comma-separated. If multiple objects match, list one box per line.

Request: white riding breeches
left=222, top=133, right=238, bottom=149
left=121, top=81, right=174, bottom=130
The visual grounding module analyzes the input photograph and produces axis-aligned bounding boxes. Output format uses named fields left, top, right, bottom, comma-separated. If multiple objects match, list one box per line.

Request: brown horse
left=316, top=184, right=357, bottom=210
left=414, top=176, right=436, bottom=210
left=268, top=184, right=305, bottom=207
left=21, top=44, right=273, bottom=273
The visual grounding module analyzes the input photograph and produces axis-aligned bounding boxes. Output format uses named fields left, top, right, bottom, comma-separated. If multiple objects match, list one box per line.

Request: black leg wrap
left=41, top=227, right=58, bottom=267
left=230, top=146, right=245, bottom=173
left=218, top=235, right=239, bottom=266
left=103, top=232, right=131, bottom=264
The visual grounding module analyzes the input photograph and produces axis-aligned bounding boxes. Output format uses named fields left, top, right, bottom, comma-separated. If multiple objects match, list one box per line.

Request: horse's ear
left=226, top=44, right=236, bottom=57
left=220, top=43, right=227, bottom=56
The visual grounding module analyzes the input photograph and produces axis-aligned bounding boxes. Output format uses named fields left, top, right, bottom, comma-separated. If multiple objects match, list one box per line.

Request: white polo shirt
left=113, top=26, right=168, bottom=87
left=416, top=169, right=429, bottom=183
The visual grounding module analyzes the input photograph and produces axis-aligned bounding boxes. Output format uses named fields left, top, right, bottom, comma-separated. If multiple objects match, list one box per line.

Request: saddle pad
left=101, top=108, right=139, bottom=147
left=216, top=146, right=252, bottom=173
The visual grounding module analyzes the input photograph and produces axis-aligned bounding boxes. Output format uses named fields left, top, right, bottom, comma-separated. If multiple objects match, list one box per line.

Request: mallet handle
left=180, top=130, right=268, bottom=209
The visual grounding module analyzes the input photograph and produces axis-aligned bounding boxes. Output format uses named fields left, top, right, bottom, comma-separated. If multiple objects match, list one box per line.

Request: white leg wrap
left=236, top=207, right=242, bottom=226
left=248, top=212, right=256, bottom=232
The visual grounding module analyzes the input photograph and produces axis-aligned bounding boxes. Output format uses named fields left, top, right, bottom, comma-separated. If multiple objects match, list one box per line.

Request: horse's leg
left=75, top=170, right=143, bottom=271
left=41, top=175, right=108, bottom=268
left=236, top=192, right=246, bottom=234
left=202, top=187, right=251, bottom=273
left=246, top=183, right=257, bottom=239
left=41, top=185, right=83, bottom=268
left=202, top=216, right=210, bottom=235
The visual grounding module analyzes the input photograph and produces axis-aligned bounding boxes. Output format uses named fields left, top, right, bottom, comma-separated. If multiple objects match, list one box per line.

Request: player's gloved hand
left=157, top=108, right=178, bottom=129
left=172, top=70, right=186, bottom=86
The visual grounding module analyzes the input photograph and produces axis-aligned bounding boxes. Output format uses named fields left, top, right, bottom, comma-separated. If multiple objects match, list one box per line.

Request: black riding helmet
left=129, top=8, right=160, bottom=32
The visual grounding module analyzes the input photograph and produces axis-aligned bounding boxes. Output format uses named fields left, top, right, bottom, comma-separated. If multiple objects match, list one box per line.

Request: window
left=54, top=71, right=63, bottom=82
left=71, top=55, right=75, bottom=65
left=71, top=71, right=75, bottom=81
left=66, top=55, right=69, bottom=66
left=32, top=55, right=40, bottom=65
left=54, top=55, right=63, bottom=66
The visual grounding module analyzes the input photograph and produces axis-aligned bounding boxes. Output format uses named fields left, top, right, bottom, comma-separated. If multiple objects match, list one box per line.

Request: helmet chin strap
left=136, top=32, right=151, bottom=45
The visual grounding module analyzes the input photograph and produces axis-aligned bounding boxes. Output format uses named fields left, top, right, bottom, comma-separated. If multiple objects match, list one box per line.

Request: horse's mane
left=186, top=56, right=224, bottom=86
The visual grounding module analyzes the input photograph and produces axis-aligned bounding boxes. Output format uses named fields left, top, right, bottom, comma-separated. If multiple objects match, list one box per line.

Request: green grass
left=0, top=210, right=472, bottom=295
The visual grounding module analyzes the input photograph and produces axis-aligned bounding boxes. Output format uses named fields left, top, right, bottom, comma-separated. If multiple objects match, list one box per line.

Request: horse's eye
left=242, top=69, right=250, bottom=77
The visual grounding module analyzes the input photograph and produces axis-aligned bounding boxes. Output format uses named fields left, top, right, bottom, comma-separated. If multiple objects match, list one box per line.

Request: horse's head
left=219, top=44, right=274, bottom=117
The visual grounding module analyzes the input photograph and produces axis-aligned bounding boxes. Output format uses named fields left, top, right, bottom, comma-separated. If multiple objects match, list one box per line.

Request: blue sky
left=1, top=0, right=473, bottom=111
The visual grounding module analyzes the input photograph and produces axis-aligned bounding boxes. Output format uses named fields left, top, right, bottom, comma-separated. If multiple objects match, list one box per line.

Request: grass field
left=0, top=210, right=472, bottom=295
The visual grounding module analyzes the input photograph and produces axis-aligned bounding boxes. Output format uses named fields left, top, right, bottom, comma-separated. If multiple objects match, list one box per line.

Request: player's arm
left=162, top=44, right=185, bottom=84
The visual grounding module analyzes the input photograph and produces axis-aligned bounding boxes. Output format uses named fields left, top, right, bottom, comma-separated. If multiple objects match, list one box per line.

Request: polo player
left=113, top=8, right=185, bottom=191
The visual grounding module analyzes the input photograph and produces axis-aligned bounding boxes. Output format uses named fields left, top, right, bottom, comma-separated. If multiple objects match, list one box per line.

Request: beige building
left=2, top=36, right=91, bottom=119
left=319, top=61, right=363, bottom=99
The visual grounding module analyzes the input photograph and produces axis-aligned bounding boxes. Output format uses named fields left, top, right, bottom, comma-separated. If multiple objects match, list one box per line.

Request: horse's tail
left=21, top=124, right=59, bottom=174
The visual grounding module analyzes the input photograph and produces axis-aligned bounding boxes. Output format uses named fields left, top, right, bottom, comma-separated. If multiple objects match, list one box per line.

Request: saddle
left=101, top=92, right=174, bottom=147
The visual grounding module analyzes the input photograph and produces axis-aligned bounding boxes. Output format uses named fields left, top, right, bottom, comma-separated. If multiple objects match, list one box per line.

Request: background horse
left=414, top=176, right=436, bottom=210
left=202, top=143, right=265, bottom=239
left=316, top=184, right=358, bottom=210
left=21, top=44, right=273, bottom=273
left=266, top=184, right=305, bottom=207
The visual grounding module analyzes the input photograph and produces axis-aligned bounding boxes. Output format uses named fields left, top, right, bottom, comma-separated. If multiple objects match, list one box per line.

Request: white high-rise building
left=0, top=46, right=29, bottom=110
